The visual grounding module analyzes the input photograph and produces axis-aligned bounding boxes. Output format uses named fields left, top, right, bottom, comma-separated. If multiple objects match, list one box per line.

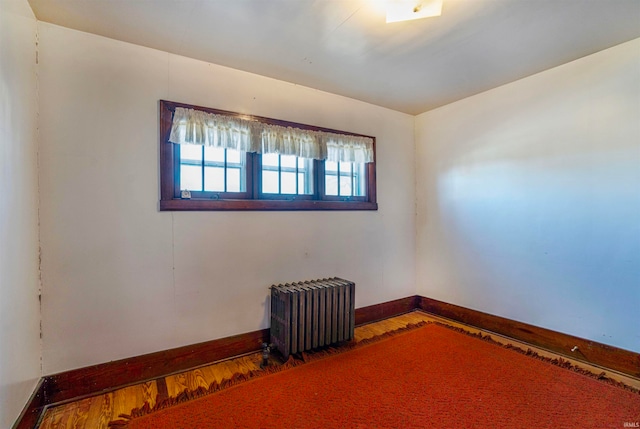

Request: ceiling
left=27, top=0, right=640, bottom=115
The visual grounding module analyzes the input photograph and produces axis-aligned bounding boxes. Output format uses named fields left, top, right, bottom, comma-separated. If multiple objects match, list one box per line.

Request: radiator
left=270, top=278, right=355, bottom=360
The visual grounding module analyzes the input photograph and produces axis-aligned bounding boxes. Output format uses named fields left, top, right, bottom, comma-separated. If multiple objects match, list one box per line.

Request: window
left=180, top=146, right=247, bottom=194
left=261, top=154, right=314, bottom=197
left=160, top=100, right=377, bottom=211
left=324, top=161, right=366, bottom=197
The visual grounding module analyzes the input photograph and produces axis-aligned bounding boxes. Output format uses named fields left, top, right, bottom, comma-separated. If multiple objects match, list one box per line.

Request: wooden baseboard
left=43, top=328, right=270, bottom=407
left=15, top=295, right=416, bottom=429
left=14, top=294, right=638, bottom=428
left=417, top=296, right=640, bottom=377
left=11, top=379, right=46, bottom=429
left=355, top=296, right=418, bottom=326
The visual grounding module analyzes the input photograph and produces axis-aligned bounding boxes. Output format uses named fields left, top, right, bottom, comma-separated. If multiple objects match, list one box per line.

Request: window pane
left=281, top=172, right=296, bottom=194
left=181, top=144, right=203, bottom=161
left=181, top=164, right=202, bottom=191
left=204, top=167, right=224, bottom=191
left=325, top=173, right=338, bottom=196
left=298, top=172, right=313, bottom=194
left=325, top=160, right=338, bottom=172
left=339, top=162, right=351, bottom=174
left=354, top=163, right=366, bottom=196
left=204, top=146, right=225, bottom=163
left=281, top=155, right=297, bottom=169
left=339, top=162, right=353, bottom=196
left=226, top=167, right=242, bottom=192
left=262, top=170, right=279, bottom=193
left=225, top=148, right=241, bottom=164
left=299, top=158, right=313, bottom=194
left=262, top=153, right=279, bottom=167
left=303, top=172, right=313, bottom=194
left=339, top=175, right=352, bottom=196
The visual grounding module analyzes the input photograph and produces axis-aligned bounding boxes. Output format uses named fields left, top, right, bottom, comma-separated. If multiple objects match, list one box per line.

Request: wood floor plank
left=140, top=381, right=157, bottom=407
left=195, top=364, right=221, bottom=386
left=185, top=368, right=210, bottom=391
left=221, top=359, right=243, bottom=377
left=354, top=324, right=378, bottom=341
left=111, top=383, right=157, bottom=422
left=165, top=372, right=189, bottom=397
left=383, top=319, right=409, bottom=330
left=212, top=361, right=233, bottom=381
left=236, top=355, right=260, bottom=373
left=366, top=323, right=388, bottom=337
left=37, top=407, right=61, bottom=429
left=84, top=393, right=114, bottom=429
left=38, top=397, right=93, bottom=429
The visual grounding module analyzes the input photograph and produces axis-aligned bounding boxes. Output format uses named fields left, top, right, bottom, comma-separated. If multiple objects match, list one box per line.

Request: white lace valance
left=168, top=107, right=374, bottom=163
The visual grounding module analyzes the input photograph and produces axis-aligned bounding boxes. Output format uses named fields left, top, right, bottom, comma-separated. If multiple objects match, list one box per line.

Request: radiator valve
left=261, top=342, right=274, bottom=368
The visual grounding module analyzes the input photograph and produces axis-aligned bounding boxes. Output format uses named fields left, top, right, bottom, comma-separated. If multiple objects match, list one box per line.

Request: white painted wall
left=0, top=0, right=42, bottom=426
left=416, top=39, right=640, bottom=352
left=37, top=23, right=416, bottom=374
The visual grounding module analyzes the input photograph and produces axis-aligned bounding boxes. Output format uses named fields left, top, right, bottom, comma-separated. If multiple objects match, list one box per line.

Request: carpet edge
left=107, top=321, right=429, bottom=427
left=435, top=322, right=640, bottom=395
left=108, top=321, right=639, bottom=428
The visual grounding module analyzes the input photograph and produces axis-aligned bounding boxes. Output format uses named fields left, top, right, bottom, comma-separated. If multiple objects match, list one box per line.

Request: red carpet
left=110, top=323, right=640, bottom=428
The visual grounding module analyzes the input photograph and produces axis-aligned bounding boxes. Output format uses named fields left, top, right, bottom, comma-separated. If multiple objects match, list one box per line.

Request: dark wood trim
left=11, top=379, right=46, bottom=429
left=355, top=296, right=419, bottom=326
left=159, top=101, right=175, bottom=202
left=251, top=152, right=260, bottom=199
left=160, top=199, right=378, bottom=211
left=364, top=137, right=377, bottom=205
left=315, top=158, right=325, bottom=200
left=42, top=328, right=270, bottom=407
left=15, top=295, right=410, bottom=424
left=367, top=150, right=377, bottom=205
left=417, top=296, right=640, bottom=377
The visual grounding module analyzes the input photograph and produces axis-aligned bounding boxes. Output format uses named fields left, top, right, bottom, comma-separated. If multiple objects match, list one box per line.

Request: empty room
left=1, top=0, right=639, bottom=428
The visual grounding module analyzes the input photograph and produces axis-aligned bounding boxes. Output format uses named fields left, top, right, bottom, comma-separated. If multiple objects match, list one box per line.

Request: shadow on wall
left=433, top=136, right=640, bottom=352
left=262, top=293, right=270, bottom=331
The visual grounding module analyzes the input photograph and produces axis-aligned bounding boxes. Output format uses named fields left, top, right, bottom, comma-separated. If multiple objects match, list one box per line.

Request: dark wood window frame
left=159, top=100, right=378, bottom=211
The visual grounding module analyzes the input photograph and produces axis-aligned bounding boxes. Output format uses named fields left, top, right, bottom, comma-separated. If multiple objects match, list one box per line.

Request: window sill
left=160, top=198, right=378, bottom=211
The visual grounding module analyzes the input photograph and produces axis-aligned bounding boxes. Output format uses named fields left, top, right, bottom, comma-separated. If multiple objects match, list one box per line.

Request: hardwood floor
left=36, top=310, right=640, bottom=429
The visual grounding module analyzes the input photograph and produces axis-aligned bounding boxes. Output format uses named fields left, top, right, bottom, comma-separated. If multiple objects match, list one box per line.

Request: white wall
left=416, top=39, right=640, bottom=352
left=37, top=23, right=416, bottom=375
left=0, top=0, right=42, bottom=426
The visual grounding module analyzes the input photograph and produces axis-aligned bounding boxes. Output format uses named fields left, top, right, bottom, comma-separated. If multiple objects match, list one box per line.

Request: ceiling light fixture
left=386, top=0, right=443, bottom=23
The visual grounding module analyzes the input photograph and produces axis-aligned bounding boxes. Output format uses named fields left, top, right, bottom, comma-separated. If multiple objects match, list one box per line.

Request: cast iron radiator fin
left=270, top=278, right=355, bottom=360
